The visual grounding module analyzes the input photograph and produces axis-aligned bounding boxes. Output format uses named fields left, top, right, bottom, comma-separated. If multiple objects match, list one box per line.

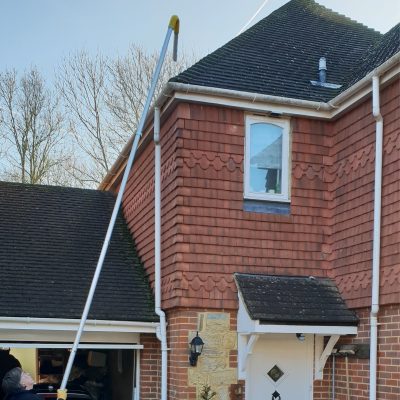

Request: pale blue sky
left=1, top=0, right=399, bottom=79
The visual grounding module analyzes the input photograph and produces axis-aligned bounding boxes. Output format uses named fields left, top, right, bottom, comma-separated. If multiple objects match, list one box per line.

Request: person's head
left=20, top=371, right=34, bottom=391
left=2, top=368, right=34, bottom=393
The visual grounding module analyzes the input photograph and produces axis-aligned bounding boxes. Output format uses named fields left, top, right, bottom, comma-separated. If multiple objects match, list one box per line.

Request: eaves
left=99, top=52, right=399, bottom=191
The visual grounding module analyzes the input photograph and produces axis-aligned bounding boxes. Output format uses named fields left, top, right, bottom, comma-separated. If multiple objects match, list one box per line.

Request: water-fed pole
left=57, top=15, right=179, bottom=400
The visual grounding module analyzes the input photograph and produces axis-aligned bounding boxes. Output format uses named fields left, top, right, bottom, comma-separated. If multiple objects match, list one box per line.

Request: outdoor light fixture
left=296, top=333, right=305, bottom=342
left=189, top=332, right=204, bottom=366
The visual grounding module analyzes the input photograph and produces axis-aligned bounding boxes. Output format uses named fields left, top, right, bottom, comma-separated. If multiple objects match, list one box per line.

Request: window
left=245, top=116, right=290, bottom=202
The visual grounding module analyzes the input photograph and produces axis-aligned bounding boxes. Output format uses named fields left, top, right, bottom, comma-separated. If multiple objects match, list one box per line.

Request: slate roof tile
left=0, top=181, right=158, bottom=323
left=171, top=0, right=391, bottom=102
left=235, top=273, right=359, bottom=325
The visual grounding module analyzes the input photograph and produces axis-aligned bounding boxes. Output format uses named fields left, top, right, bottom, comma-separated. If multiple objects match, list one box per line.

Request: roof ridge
left=0, top=179, right=107, bottom=195
left=310, top=0, right=381, bottom=34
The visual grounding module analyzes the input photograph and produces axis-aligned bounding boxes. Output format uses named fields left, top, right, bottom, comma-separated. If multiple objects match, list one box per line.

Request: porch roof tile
left=235, top=273, right=358, bottom=326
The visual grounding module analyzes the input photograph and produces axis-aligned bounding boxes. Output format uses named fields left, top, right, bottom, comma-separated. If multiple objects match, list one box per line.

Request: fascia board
left=251, top=324, right=357, bottom=335
left=0, top=342, right=144, bottom=349
left=0, top=317, right=158, bottom=334
left=172, top=91, right=331, bottom=119
left=237, top=290, right=257, bottom=333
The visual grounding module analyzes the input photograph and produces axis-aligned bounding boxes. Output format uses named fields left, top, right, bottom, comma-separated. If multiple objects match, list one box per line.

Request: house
left=0, top=181, right=157, bottom=399
left=99, top=0, right=400, bottom=399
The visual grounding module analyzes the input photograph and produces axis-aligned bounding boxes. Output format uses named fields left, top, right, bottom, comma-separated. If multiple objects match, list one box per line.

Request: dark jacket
left=4, top=391, right=41, bottom=400
left=0, top=352, right=21, bottom=400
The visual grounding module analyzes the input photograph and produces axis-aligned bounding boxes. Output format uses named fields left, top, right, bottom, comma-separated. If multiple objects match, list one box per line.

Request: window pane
left=249, top=123, right=283, bottom=194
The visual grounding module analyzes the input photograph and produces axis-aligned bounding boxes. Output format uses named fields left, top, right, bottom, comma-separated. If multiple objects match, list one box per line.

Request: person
left=2, top=368, right=40, bottom=400
left=0, top=350, right=21, bottom=400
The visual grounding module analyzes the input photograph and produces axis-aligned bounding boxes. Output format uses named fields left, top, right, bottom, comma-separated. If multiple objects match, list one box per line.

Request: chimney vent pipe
left=319, top=57, right=327, bottom=83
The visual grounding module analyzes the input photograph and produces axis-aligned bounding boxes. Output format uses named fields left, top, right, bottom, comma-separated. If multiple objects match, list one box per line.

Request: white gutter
left=0, top=317, right=158, bottom=333
left=167, top=81, right=331, bottom=111
left=369, top=76, right=383, bottom=400
left=154, top=106, right=168, bottom=400
left=99, top=53, right=399, bottom=192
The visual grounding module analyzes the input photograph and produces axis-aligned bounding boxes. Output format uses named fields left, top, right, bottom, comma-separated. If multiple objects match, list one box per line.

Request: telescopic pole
left=57, top=16, right=179, bottom=400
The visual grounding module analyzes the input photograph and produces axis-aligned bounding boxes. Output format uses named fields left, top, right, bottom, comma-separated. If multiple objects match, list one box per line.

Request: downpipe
left=154, top=107, right=168, bottom=400
left=370, top=75, right=383, bottom=400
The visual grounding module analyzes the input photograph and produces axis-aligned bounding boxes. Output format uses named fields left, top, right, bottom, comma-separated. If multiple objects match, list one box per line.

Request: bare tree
left=57, top=51, right=113, bottom=186
left=58, top=47, right=194, bottom=187
left=107, top=45, right=193, bottom=140
left=0, top=68, right=64, bottom=184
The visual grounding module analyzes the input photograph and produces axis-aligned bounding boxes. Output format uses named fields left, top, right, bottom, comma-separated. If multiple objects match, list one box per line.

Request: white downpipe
left=154, top=106, right=168, bottom=400
left=370, top=75, right=383, bottom=400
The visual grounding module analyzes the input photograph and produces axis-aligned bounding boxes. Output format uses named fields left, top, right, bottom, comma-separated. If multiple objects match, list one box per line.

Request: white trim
left=134, top=347, right=141, bottom=400
left=172, top=90, right=331, bottom=119
left=314, top=334, right=340, bottom=380
left=0, top=317, right=158, bottom=334
left=244, top=115, right=291, bottom=202
left=245, top=324, right=357, bottom=335
left=239, top=333, right=259, bottom=375
left=0, top=342, right=143, bottom=349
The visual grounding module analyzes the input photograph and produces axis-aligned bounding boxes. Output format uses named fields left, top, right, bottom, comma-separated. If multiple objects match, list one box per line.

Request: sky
left=1, top=0, right=399, bottom=80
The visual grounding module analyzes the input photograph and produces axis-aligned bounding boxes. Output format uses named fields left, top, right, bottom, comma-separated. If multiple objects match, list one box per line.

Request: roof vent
left=310, top=57, right=342, bottom=89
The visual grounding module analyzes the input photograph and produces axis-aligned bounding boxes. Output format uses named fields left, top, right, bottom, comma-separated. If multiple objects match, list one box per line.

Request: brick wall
left=330, top=80, right=400, bottom=309
left=122, top=78, right=400, bottom=399
left=121, top=102, right=334, bottom=311
left=313, top=304, right=400, bottom=400
left=139, top=309, right=238, bottom=400
left=140, top=334, right=161, bottom=400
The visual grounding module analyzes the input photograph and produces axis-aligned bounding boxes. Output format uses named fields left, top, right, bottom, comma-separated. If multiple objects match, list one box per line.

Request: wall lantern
left=189, top=332, right=204, bottom=366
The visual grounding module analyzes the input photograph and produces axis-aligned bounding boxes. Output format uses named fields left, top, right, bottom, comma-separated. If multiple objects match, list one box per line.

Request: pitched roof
left=171, top=0, right=386, bottom=102
left=344, top=23, right=400, bottom=90
left=235, top=273, right=358, bottom=326
left=0, top=181, right=157, bottom=322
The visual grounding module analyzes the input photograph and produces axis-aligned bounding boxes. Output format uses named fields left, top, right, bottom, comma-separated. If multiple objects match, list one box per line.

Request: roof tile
left=0, top=181, right=158, bottom=322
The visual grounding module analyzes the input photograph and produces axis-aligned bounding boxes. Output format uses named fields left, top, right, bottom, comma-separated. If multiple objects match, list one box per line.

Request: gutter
left=369, top=75, right=383, bottom=400
left=0, top=317, right=158, bottom=333
left=99, top=52, right=399, bottom=192
left=166, top=81, right=331, bottom=110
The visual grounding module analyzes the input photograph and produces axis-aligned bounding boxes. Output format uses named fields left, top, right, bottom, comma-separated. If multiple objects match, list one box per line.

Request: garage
left=0, top=182, right=159, bottom=399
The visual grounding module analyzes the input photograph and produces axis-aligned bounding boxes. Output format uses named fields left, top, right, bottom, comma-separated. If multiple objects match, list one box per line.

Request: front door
left=247, top=334, right=313, bottom=400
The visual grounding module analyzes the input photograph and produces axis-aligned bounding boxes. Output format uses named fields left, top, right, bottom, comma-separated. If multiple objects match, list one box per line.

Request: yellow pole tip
left=169, top=15, right=180, bottom=34
left=57, top=389, right=68, bottom=400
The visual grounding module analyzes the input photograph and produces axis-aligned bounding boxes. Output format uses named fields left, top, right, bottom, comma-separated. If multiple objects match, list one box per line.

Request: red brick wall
left=122, top=79, right=399, bottom=399
left=122, top=102, right=334, bottom=310
left=330, top=80, right=400, bottom=308
left=313, top=304, right=400, bottom=400
left=167, top=309, right=198, bottom=400
left=140, top=334, right=161, bottom=400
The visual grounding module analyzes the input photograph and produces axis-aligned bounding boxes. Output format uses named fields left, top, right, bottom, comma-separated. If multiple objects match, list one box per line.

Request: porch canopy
left=234, top=273, right=359, bottom=379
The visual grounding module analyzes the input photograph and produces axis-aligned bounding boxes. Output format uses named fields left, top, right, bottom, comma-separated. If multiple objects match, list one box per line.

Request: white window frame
left=244, top=115, right=291, bottom=202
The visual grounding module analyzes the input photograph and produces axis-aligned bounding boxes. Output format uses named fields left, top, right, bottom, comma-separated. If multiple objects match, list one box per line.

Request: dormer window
left=244, top=116, right=290, bottom=202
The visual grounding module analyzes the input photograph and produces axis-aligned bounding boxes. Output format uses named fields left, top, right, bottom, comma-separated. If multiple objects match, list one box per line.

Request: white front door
left=247, top=334, right=313, bottom=400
